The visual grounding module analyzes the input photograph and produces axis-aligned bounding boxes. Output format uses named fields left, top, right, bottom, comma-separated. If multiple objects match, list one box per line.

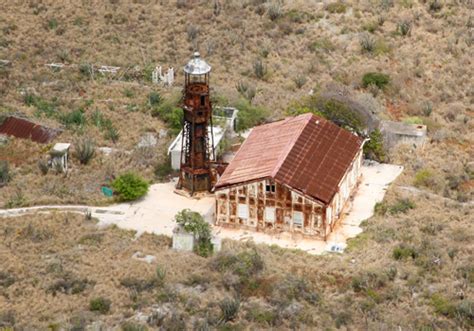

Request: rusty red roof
left=215, top=113, right=363, bottom=204
left=0, top=116, right=61, bottom=144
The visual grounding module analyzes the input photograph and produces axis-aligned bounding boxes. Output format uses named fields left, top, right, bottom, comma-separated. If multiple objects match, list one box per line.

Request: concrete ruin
left=380, top=120, right=427, bottom=149
left=50, top=143, right=71, bottom=173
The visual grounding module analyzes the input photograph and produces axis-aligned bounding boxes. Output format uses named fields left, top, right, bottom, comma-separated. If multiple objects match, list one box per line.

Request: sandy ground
left=0, top=162, right=403, bottom=255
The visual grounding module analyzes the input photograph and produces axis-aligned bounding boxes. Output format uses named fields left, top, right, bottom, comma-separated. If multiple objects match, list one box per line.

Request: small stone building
left=214, top=113, right=364, bottom=240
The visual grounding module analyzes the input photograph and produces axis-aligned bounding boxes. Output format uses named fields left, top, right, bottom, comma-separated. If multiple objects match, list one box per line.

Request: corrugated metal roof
left=215, top=113, right=363, bottom=204
left=0, top=116, right=61, bottom=143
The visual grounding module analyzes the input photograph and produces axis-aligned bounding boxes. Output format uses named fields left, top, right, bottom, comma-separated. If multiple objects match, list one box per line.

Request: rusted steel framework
left=177, top=53, right=215, bottom=194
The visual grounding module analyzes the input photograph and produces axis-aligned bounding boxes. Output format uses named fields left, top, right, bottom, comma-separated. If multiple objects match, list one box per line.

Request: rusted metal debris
left=0, top=116, right=62, bottom=144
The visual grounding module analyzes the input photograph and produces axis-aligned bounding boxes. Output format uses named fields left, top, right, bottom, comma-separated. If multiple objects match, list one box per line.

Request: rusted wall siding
left=216, top=180, right=326, bottom=239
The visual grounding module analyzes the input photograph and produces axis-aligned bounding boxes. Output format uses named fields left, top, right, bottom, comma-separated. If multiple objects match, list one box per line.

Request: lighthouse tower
left=177, top=52, right=215, bottom=194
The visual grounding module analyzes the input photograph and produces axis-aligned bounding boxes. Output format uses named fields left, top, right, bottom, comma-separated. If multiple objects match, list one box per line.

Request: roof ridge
left=270, top=114, right=313, bottom=178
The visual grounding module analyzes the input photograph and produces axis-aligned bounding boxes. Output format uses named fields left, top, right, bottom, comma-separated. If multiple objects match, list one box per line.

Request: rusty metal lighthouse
left=177, top=52, right=215, bottom=194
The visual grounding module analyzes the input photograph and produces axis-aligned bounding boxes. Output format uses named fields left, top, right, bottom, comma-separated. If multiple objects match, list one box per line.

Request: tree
left=364, top=129, right=385, bottom=162
left=174, top=209, right=213, bottom=257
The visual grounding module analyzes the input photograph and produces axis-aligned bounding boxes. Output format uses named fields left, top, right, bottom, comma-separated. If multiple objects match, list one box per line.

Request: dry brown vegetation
left=0, top=196, right=472, bottom=329
left=1, top=0, right=472, bottom=206
left=0, top=0, right=473, bottom=329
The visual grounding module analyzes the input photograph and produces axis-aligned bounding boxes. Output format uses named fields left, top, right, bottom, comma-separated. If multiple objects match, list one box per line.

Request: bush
left=47, top=276, right=94, bottom=295
left=38, top=159, right=49, bottom=175
left=212, top=249, right=264, bottom=279
left=389, top=198, right=415, bottom=214
left=151, top=98, right=182, bottom=134
left=364, top=129, right=385, bottom=162
left=89, top=297, right=111, bottom=314
left=218, top=297, right=240, bottom=324
left=175, top=209, right=213, bottom=257
left=392, top=244, right=418, bottom=260
left=112, top=172, right=149, bottom=202
left=414, top=169, right=435, bottom=188
left=253, top=58, right=267, bottom=79
left=0, top=160, right=10, bottom=187
left=148, top=91, right=162, bottom=107
left=236, top=81, right=257, bottom=102
left=60, top=109, right=87, bottom=128
left=267, top=2, right=282, bottom=21
left=360, top=33, right=375, bottom=53
left=293, top=75, right=307, bottom=89
left=362, top=72, right=390, bottom=89
left=326, top=2, right=347, bottom=13
left=74, top=137, right=95, bottom=165
left=397, top=20, right=411, bottom=36
left=309, top=38, right=335, bottom=53
left=235, top=99, right=269, bottom=132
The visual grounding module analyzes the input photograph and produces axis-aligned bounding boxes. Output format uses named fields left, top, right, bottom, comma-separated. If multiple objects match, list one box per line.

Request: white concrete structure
left=152, top=66, right=174, bottom=86
left=168, top=126, right=224, bottom=170
left=167, top=107, right=238, bottom=170
left=50, top=143, right=70, bottom=173
left=380, top=120, right=427, bottom=149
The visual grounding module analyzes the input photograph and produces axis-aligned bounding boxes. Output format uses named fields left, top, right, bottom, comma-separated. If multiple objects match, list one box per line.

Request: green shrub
left=414, top=169, right=434, bottom=188
left=104, top=125, right=119, bottom=143
left=112, top=172, right=149, bottom=202
left=218, top=297, right=240, bottom=324
left=151, top=99, right=182, bottom=134
left=235, top=99, right=269, bottom=132
left=24, top=94, right=58, bottom=118
left=389, top=198, right=415, bottom=214
left=212, top=249, right=264, bottom=279
left=397, top=20, right=411, bottom=36
left=246, top=304, right=277, bottom=325
left=74, top=137, right=95, bottom=165
left=253, top=58, right=267, bottom=79
left=236, top=81, right=257, bottom=102
left=121, top=322, right=148, bottom=331
left=175, top=209, right=213, bottom=257
left=364, top=129, right=385, bottom=162
left=326, top=2, right=347, bottom=13
left=148, top=91, right=162, bottom=107
left=0, top=160, right=10, bottom=187
left=287, top=96, right=365, bottom=134
left=392, top=244, right=418, bottom=260
left=293, top=75, right=307, bottom=89
left=89, top=297, right=111, bottom=314
left=309, top=38, right=335, bottom=53
left=374, top=201, right=388, bottom=215
left=60, top=109, right=87, bottom=128
left=362, top=72, right=390, bottom=89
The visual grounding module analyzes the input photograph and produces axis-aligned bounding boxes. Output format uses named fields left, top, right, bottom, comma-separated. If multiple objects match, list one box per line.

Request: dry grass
left=0, top=197, right=472, bottom=329
left=0, top=0, right=472, bottom=206
left=0, top=1, right=473, bottom=328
